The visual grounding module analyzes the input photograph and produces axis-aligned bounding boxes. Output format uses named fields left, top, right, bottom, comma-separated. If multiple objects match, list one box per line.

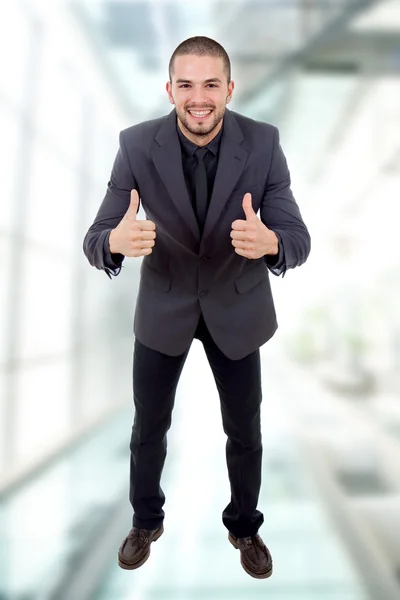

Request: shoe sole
left=118, top=524, right=164, bottom=570
left=228, top=533, right=273, bottom=579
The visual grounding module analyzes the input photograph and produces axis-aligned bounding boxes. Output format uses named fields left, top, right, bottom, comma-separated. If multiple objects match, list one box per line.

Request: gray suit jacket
left=83, top=108, right=311, bottom=359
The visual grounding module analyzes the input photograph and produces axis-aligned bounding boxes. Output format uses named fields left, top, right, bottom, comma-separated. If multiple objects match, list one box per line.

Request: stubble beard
left=176, top=105, right=225, bottom=138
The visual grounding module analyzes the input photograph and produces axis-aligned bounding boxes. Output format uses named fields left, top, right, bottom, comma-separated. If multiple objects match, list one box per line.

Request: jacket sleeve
left=264, top=231, right=285, bottom=273
left=82, top=130, right=137, bottom=279
left=260, top=126, right=311, bottom=277
left=103, top=230, right=124, bottom=279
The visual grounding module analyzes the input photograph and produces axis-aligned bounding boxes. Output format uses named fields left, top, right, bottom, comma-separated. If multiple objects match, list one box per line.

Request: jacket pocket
left=234, top=266, right=266, bottom=294
left=141, top=261, right=171, bottom=292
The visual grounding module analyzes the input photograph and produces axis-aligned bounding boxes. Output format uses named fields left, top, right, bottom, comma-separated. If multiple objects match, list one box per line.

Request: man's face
left=166, top=54, right=234, bottom=139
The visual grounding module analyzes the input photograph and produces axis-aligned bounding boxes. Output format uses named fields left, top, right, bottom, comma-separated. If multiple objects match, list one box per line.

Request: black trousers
left=129, top=313, right=264, bottom=538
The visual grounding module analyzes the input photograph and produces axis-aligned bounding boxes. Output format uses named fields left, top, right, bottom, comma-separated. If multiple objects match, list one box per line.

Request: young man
left=83, top=36, right=311, bottom=579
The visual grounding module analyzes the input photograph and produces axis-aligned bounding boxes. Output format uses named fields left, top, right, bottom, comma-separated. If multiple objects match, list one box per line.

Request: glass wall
left=0, top=0, right=133, bottom=483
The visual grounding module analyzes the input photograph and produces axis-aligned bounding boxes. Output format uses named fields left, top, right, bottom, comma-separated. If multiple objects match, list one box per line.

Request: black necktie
left=194, top=147, right=209, bottom=231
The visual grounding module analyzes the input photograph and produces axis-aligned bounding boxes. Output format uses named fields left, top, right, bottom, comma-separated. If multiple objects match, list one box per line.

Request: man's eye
left=178, top=84, right=218, bottom=88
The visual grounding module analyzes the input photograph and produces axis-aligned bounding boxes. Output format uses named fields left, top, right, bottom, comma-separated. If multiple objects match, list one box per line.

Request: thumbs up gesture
left=230, top=193, right=278, bottom=259
left=109, top=189, right=156, bottom=257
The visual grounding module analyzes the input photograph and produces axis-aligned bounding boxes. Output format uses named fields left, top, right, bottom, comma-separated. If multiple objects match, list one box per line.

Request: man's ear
left=166, top=82, right=175, bottom=104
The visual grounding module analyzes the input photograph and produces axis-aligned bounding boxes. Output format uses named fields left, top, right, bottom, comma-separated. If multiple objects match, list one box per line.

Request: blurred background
left=1, top=0, right=400, bottom=598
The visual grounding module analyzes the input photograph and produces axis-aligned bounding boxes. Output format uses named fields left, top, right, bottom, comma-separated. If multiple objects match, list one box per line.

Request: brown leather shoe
left=118, top=524, right=164, bottom=570
left=228, top=532, right=273, bottom=579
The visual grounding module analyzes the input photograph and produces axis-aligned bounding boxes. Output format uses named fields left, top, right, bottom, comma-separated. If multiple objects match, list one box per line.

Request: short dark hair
left=169, top=36, right=231, bottom=83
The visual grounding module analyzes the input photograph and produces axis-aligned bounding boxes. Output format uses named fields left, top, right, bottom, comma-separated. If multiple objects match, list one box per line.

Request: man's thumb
left=242, top=192, right=255, bottom=220
left=125, top=189, right=139, bottom=220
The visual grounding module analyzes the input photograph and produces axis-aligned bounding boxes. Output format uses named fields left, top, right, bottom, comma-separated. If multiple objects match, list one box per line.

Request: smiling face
left=166, top=54, right=234, bottom=146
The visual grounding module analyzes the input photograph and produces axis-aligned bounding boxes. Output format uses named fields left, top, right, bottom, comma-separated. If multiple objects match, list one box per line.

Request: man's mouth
left=187, top=109, right=213, bottom=120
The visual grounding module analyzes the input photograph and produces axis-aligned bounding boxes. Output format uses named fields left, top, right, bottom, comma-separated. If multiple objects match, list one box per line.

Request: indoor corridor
left=2, top=2, right=400, bottom=599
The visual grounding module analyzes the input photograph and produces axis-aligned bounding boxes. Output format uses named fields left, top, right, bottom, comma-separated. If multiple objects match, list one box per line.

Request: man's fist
left=109, top=189, right=156, bottom=257
left=230, top=193, right=278, bottom=259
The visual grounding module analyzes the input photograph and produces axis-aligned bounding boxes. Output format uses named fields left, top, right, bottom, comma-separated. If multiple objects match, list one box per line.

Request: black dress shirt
left=177, top=121, right=223, bottom=219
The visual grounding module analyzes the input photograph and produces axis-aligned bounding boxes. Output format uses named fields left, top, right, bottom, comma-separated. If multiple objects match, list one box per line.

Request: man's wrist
left=109, top=229, right=118, bottom=254
left=264, top=231, right=279, bottom=256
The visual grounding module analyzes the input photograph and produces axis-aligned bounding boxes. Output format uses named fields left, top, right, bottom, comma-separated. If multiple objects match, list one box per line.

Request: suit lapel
left=150, top=108, right=248, bottom=247
left=202, top=110, right=248, bottom=245
left=151, top=109, right=200, bottom=241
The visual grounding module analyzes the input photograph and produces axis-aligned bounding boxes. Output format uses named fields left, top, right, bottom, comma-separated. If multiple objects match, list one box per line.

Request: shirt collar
left=177, top=119, right=224, bottom=157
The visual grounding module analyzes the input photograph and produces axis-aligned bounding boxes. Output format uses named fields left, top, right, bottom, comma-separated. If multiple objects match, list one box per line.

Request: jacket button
left=199, top=291, right=208, bottom=299
left=200, top=256, right=209, bottom=262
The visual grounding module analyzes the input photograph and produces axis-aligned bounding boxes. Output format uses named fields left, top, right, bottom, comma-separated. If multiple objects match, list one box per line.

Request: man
left=83, top=36, right=310, bottom=579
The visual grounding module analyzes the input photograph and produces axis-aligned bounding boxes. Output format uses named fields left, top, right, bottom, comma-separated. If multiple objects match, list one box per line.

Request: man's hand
left=109, top=189, right=156, bottom=257
left=230, top=193, right=278, bottom=259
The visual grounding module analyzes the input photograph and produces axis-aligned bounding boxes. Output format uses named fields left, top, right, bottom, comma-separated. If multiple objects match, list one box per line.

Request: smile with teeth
left=188, top=109, right=212, bottom=118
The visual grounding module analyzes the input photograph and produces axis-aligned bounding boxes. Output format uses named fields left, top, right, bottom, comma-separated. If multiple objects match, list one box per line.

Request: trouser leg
left=130, top=337, right=190, bottom=529
left=198, top=315, right=264, bottom=537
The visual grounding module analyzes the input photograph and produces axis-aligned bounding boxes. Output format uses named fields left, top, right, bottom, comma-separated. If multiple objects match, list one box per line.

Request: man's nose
left=190, top=88, right=209, bottom=105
